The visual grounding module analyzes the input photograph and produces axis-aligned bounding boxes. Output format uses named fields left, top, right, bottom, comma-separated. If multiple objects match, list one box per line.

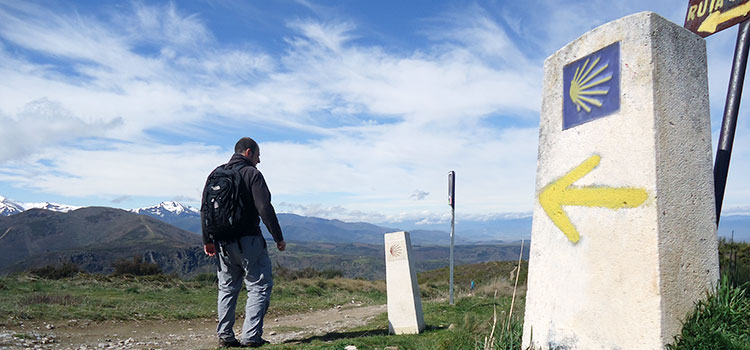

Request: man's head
left=235, top=137, right=260, bottom=165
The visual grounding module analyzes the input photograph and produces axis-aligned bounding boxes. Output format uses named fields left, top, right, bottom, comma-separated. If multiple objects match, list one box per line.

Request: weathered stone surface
left=523, top=12, right=718, bottom=350
left=385, top=231, right=425, bottom=334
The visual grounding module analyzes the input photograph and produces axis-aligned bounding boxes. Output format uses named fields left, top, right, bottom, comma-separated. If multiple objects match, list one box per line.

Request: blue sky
left=0, top=0, right=749, bottom=225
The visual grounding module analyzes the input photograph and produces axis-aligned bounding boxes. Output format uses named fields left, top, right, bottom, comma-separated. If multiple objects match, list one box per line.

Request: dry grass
left=20, top=293, right=82, bottom=306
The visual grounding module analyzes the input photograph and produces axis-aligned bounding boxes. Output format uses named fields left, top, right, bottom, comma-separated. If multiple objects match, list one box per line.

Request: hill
left=0, top=207, right=527, bottom=279
left=0, top=207, right=210, bottom=275
left=270, top=241, right=528, bottom=280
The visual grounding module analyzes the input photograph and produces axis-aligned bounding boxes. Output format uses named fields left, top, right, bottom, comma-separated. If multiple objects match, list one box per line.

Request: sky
left=0, top=0, right=749, bottom=226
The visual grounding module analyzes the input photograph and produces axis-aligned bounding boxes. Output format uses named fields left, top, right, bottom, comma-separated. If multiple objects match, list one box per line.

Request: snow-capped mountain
left=131, top=201, right=201, bottom=233
left=23, top=202, right=81, bottom=212
left=0, top=196, right=24, bottom=216
left=0, top=195, right=80, bottom=216
left=131, top=201, right=200, bottom=218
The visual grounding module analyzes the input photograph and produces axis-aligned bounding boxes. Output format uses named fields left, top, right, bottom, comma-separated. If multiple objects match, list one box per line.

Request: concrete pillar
left=385, top=231, right=425, bottom=334
left=522, top=12, right=719, bottom=350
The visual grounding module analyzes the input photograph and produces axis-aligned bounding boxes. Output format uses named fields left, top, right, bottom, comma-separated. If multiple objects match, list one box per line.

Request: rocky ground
left=0, top=303, right=386, bottom=349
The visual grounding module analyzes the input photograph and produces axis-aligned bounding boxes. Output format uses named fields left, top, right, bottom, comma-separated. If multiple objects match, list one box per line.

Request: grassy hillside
left=1, top=260, right=528, bottom=349
left=2, top=255, right=749, bottom=349
left=270, top=241, right=528, bottom=280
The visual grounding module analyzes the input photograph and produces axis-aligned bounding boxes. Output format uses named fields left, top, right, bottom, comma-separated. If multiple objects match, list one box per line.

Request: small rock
left=448, top=324, right=456, bottom=331
left=45, top=324, right=54, bottom=330
left=336, top=305, right=342, bottom=309
left=269, top=331, right=277, bottom=335
left=274, top=318, right=279, bottom=322
left=344, top=346, right=357, bottom=350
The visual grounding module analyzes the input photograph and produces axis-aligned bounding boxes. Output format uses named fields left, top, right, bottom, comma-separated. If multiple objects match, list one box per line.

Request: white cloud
left=0, top=98, right=122, bottom=162
left=0, top=142, right=225, bottom=201
left=0, top=1, right=546, bottom=217
left=411, top=190, right=429, bottom=200
left=4, top=0, right=742, bottom=225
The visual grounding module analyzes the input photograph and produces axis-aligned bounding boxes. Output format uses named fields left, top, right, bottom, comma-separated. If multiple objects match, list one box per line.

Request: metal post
left=715, top=19, right=750, bottom=224
left=450, top=203, right=455, bottom=305
left=448, top=171, right=455, bottom=305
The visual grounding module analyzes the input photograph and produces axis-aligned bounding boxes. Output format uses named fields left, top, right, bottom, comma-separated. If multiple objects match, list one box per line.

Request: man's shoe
left=246, top=339, right=270, bottom=348
left=218, top=338, right=244, bottom=348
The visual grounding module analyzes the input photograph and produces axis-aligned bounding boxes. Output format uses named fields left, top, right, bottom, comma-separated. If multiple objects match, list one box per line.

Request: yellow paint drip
left=539, top=155, right=649, bottom=243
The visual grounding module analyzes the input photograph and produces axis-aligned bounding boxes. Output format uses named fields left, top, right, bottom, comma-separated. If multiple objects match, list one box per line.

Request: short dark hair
left=234, top=137, right=258, bottom=154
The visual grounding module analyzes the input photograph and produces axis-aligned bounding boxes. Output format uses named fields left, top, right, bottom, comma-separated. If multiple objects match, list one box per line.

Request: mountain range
left=0, top=194, right=747, bottom=278
left=2, top=195, right=748, bottom=243
left=0, top=206, right=210, bottom=276
left=0, top=195, right=80, bottom=216
left=0, top=196, right=513, bottom=245
left=0, top=205, right=527, bottom=279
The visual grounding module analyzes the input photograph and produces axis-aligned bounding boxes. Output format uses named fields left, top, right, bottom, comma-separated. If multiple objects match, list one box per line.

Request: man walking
left=202, top=137, right=286, bottom=348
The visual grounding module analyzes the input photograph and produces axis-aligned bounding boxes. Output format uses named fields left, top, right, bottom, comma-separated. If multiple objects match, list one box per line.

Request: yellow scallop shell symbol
left=569, top=56, right=611, bottom=113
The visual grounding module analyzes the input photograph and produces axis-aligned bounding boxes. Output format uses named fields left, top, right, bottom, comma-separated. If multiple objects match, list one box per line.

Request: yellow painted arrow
left=538, top=155, right=648, bottom=243
left=699, top=1, right=750, bottom=34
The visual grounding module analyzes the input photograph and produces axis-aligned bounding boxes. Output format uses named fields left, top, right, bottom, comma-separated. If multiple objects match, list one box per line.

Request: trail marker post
left=384, top=231, right=425, bottom=334
left=448, top=170, right=455, bottom=305
left=522, top=12, right=719, bottom=349
left=684, top=0, right=750, bottom=224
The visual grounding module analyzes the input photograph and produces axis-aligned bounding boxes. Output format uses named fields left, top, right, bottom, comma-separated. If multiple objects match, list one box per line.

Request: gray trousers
left=216, top=235, right=273, bottom=344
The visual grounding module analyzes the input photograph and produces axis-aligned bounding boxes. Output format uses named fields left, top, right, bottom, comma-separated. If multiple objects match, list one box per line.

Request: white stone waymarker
left=384, top=231, right=425, bottom=334
left=523, top=12, right=719, bottom=350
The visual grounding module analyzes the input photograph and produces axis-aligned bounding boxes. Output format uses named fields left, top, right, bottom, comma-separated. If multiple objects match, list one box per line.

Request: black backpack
left=200, top=164, right=246, bottom=242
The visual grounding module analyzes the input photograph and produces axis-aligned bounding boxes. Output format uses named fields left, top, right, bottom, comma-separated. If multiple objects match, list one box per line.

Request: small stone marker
left=523, top=12, right=719, bottom=350
left=384, top=231, right=425, bottom=334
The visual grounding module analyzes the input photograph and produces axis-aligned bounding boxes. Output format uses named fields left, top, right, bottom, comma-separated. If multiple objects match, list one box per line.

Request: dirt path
left=0, top=304, right=387, bottom=349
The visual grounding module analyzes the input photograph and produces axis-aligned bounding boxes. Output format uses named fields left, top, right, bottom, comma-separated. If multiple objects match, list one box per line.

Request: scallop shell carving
left=569, top=56, right=612, bottom=113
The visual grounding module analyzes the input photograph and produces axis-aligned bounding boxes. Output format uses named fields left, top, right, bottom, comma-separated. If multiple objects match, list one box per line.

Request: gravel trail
left=0, top=304, right=386, bottom=349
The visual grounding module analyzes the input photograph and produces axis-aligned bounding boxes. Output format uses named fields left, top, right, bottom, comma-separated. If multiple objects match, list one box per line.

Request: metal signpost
left=448, top=170, right=455, bottom=305
left=685, top=0, right=750, bottom=223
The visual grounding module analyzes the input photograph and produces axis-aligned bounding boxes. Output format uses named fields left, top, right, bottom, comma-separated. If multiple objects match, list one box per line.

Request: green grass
left=0, top=260, right=527, bottom=349
left=0, top=272, right=387, bottom=321
left=667, top=277, right=750, bottom=350
left=264, top=295, right=525, bottom=350
left=0, top=273, right=218, bottom=321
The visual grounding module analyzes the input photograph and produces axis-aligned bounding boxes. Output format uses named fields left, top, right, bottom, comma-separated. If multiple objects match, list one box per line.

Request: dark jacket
left=202, top=153, right=284, bottom=245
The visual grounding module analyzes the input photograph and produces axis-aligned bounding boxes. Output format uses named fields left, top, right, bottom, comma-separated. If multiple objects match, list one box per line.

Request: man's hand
left=204, top=243, right=216, bottom=256
left=277, top=240, right=286, bottom=251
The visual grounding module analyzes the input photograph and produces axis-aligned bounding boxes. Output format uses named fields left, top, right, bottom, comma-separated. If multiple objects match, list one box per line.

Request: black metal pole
left=715, top=19, right=750, bottom=224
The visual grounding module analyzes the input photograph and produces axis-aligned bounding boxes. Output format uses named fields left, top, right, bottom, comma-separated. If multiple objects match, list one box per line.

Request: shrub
left=719, top=239, right=750, bottom=287
left=191, top=272, right=218, bottom=284
left=274, top=264, right=343, bottom=280
left=303, top=285, right=324, bottom=296
left=111, top=256, right=162, bottom=276
left=20, top=293, right=82, bottom=306
left=28, top=262, right=81, bottom=279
